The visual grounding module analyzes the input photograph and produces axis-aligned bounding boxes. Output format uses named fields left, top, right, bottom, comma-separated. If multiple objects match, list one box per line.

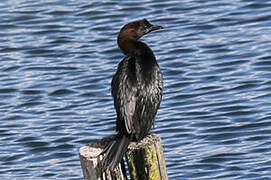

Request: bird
left=102, top=18, right=163, bottom=171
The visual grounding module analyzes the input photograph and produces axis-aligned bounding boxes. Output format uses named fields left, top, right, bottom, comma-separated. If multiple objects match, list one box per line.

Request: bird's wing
left=122, top=91, right=136, bottom=134
left=111, top=57, right=137, bottom=134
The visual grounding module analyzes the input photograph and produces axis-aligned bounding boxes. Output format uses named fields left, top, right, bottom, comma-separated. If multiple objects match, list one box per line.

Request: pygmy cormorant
left=102, top=19, right=163, bottom=171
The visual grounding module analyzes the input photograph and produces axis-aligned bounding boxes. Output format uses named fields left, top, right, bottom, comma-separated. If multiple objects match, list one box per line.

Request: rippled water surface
left=1, top=0, right=271, bottom=179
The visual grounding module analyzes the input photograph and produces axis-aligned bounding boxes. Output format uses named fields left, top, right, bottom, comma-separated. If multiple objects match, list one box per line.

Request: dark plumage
left=102, top=19, right=163, bottom=171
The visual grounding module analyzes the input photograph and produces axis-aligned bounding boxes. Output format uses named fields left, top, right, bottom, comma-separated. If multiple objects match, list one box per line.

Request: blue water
left=1, top=0, right=271, bottom=179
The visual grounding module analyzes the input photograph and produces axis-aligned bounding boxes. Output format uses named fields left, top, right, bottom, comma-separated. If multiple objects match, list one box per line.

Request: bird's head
left=117, top=19, right=163, bottom=55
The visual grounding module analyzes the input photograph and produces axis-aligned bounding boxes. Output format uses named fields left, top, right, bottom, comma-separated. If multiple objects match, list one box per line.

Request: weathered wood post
left=79, top=136, right=127, bottom=180
left=79, top=133, right=168, bottom=180
left=126, top=133, right=168, bottom=180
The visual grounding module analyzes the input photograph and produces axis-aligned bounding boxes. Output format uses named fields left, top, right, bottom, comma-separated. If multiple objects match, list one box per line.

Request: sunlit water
left=1, top=0, right=271, bottom=179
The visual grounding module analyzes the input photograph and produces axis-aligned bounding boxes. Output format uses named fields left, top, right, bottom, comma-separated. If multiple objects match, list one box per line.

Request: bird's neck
left=118, top=39, right=154, bottom=58
left=118, top=38, right=137, bottom=55
left=129, top=42, right=158, bottom=83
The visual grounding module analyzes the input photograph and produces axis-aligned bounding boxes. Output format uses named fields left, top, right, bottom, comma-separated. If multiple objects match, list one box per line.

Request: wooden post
left=79, top=136, right=127, bottom=180
left=126, top=133, right=168, bottom=180
left=79, top=133, right=167, bottom=180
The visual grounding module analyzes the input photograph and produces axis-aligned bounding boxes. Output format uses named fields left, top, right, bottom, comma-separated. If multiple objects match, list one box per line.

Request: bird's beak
left=145, top=24, right=163, bottom=34
left=150, top=25, right=163, bottom=32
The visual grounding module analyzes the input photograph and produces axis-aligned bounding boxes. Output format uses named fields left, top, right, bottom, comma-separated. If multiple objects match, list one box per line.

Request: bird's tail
left=102, top=135, right=131, bottom=171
